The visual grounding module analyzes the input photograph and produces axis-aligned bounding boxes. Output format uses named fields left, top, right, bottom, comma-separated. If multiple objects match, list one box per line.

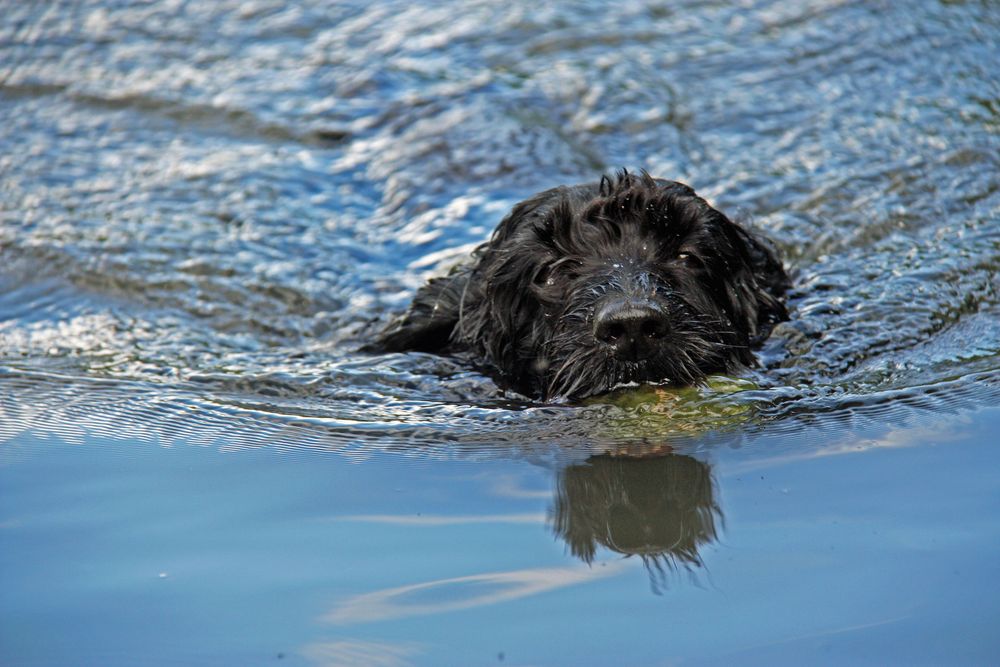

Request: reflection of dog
left=373, top=171, right=789, bottom=400
left=551, top=454, right=720, bottom=591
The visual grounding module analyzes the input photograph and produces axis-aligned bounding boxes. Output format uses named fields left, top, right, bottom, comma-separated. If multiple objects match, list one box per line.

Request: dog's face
left=458, top=173, right=788, bottom=399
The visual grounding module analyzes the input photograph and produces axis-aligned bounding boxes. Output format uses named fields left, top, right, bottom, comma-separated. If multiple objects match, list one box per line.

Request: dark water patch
left=1, top=81, right=354, bottom=148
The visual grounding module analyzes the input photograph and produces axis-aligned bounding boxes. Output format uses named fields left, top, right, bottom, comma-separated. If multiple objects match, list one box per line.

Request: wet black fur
left=371, top=171, right=789, bottom=401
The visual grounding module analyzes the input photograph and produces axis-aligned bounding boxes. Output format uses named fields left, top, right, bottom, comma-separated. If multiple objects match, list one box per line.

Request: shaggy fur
left=371, top=171, right=790, bottom=400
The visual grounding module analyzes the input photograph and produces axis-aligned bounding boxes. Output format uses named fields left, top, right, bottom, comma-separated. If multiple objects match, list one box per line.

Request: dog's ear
left=490, top=186, right=569, bottom=244
left=454, top=192, right=570, bottom=382
left=370, top=265, right=477, bottom=353
left=724, top=222, right=790, bottom=345
left=372, top=186, right=566, bottom=360
left=458, top=237, right=546, bottom=372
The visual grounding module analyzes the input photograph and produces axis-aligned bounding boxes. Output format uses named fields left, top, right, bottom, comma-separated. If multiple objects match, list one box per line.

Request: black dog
left=372, top=171, right=789, bottom=401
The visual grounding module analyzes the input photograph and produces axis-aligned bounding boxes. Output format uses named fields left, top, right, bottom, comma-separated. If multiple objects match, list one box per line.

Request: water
left=1, top=0, right=999, bottom=664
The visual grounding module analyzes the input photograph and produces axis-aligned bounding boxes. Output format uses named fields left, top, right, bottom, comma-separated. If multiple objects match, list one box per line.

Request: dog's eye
left=676, top=251, right=705, bottom=269
left=533, top=266, right=551, bottom=286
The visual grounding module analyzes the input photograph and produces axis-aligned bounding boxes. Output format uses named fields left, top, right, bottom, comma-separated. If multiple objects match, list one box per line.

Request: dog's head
left=458, top=171, right=788, bottom=400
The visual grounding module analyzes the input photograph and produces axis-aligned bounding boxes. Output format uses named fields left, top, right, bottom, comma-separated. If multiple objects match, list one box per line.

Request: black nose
left=593, top=298, right=671, bottom=361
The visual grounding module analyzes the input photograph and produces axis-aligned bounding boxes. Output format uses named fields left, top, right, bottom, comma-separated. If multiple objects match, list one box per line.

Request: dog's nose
left=593, top=298, right=670, bottom=361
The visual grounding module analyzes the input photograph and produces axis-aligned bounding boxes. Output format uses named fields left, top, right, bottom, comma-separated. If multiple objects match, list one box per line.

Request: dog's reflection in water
left=550, top=452, right=721, bottom=593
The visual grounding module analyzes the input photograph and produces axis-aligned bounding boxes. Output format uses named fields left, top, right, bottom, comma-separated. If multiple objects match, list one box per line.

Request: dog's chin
left=543, top=351, right=709, bottom=401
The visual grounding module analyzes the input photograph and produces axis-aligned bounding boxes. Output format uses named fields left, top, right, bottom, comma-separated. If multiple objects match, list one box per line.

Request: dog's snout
left=593, top=298, right=670, bottom=361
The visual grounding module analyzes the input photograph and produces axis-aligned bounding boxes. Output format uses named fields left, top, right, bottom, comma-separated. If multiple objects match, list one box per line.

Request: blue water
left=2, top=0, right=999, bottom=664
left=4, top=407, right=999, bottom=665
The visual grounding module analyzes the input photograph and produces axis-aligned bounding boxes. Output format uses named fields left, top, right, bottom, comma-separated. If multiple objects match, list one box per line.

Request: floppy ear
left=451, top=235, right=550, bottom=383
left=377, top=186, right=567, bottom=355
left=371, top=264, right=477, bottom=353
left=728, top=223, right=790, bottom=345
left=453, top=188, right=571, bottom=367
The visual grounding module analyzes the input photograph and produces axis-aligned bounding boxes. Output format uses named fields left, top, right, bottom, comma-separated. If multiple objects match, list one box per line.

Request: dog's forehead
left=505, top=177, right=735, bottom=275
left=561, top=195, right=712, bottom=246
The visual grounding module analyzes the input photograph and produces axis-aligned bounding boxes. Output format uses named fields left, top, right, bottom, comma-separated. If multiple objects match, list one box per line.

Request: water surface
left=2, top=1, right=999, bottom=664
